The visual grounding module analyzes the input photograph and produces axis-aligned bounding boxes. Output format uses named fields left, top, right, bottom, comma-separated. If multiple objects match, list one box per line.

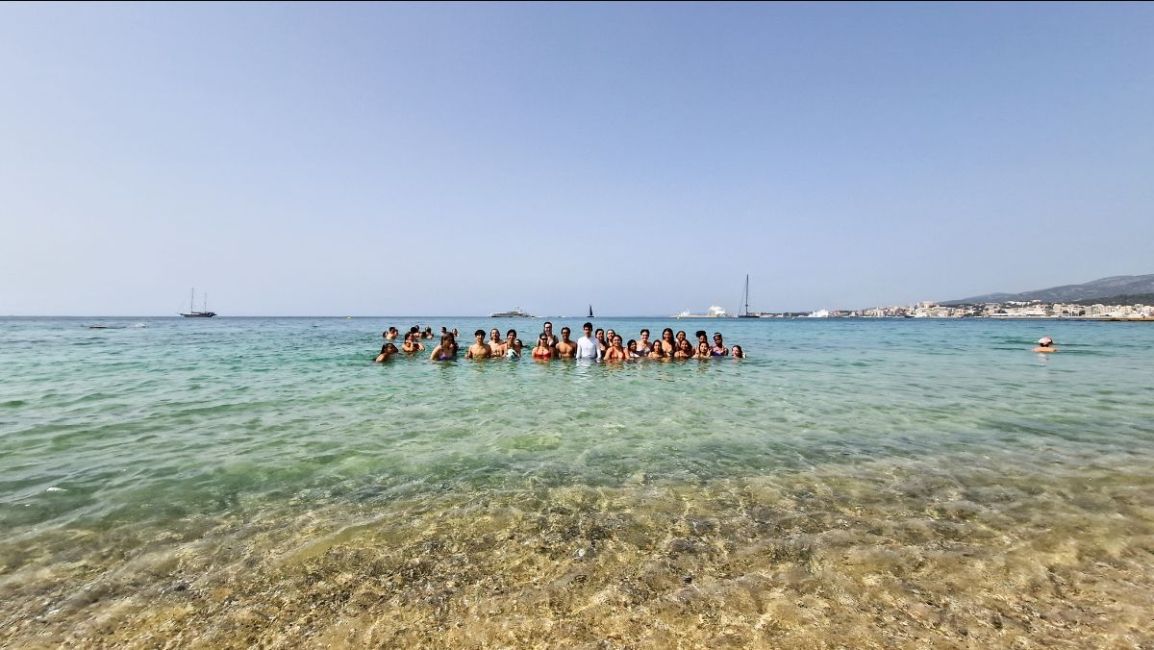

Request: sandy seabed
left=3, top=461, right=1154, bottom=649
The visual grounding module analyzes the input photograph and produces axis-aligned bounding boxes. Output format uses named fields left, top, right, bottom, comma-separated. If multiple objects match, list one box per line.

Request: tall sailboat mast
left=744, top=274, right=750, bottom=316
left=738, top=274, right=758, bottom=318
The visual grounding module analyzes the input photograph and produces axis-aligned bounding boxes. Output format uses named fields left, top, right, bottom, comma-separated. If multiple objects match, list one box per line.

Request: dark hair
left=507, top=329, right=516, bottom=337
left=640, top=329, right=650, bottom=336
left=714, top=332, right=723, bottom=338
left=544, top=321, right=553, bottom=328
left=696, top=330, right=707, bottom=339
left=595, top=328, right=604, bottom=336
left=561, top=326, right=571, bottom=334
left=410, top=326, right=420, bottom=334
left=583, top=322, right=593, bottom=330
left=662, top=328, right=674, bottom=339
left=627, top=339, right=636, bottom=348
left=474, top=329, right=485, bottom=337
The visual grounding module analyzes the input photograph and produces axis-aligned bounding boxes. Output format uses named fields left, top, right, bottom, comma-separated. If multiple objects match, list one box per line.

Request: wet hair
left=561, top=326, right=571, bottom=335
left=544, top=321, right=553, bottom=328
left=640, top=329, right=650, bottom=337
left=474, top=329, right=485, bottom=337
left=676, top=330, right=687, bottom=339
left=732, top=345, right=744, bottom=357
left=507, top=329, right=517, bottom=339
left=583, top=322, right=593, bottom=330
left=410, top=326, right=420, bottom=334
left=662, top=328, right=674, bottom=340
left=627, top=339, right=637, bottom=350
left=713, top=332, right=723, bottom=339
left=595, top=328, right=604, bottom=336
left=385, top=343, right=398, bottom=353
left=612, top=335, right=623, bottom=344
left=695, top=330, right=707, bottom=339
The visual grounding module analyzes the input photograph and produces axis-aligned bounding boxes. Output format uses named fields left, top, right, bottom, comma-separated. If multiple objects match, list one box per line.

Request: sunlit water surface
left=2, top=317, right=1152, bottom=648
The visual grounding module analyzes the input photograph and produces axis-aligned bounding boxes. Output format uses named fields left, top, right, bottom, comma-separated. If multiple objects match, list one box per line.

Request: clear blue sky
left=1, top=3, right=1151, bottom=316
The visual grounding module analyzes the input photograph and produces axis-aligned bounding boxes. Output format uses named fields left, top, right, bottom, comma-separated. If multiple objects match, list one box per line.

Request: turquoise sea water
left=2, top=317, right=1153, bottom=647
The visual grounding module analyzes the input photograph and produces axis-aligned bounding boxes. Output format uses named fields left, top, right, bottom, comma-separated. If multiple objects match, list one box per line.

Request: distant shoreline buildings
left=744, top=300, right=1154, bottom=320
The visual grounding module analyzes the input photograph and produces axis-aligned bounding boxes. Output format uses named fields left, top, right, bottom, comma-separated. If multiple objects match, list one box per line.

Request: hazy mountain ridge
left=944, top=274, right=1154, bottom=305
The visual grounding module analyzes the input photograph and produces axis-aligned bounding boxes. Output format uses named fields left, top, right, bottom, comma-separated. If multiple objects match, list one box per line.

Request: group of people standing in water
left=374, top=322, right=746, bottom=363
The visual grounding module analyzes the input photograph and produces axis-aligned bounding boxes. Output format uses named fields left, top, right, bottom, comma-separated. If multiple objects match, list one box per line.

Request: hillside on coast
left=943, top=274, right=1154, bottom=305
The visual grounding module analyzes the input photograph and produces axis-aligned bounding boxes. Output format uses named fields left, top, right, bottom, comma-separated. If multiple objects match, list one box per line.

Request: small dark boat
left=181, top=289, right=217, bottom=318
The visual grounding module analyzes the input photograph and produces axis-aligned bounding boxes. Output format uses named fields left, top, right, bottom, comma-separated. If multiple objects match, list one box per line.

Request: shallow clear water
left=2, top=317, right=1153, bottom=648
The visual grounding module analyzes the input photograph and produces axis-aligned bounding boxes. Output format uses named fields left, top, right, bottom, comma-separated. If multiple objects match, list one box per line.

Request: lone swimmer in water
left=1033, top=336, right=1057, bottom=353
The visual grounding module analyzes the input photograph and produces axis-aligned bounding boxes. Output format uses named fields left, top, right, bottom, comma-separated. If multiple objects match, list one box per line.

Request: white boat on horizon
left=490, top=308, right=536, bottom=318
left=675, top=305, right=730, bottom=319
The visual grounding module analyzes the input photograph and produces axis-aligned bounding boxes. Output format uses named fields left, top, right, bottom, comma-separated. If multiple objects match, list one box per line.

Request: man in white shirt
left=575, top=322, right=601, bottom=361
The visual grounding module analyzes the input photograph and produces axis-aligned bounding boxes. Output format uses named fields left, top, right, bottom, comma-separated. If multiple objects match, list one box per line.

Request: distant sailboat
left=738, top=274, right=758, bottom=318
left=588, top=304, right=594, bottom=318
left=180, top=289, right=217, bottom=318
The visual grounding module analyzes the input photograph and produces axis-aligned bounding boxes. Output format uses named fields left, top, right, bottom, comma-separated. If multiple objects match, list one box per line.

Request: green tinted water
left=2, top=317, right=1152, bottom=647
